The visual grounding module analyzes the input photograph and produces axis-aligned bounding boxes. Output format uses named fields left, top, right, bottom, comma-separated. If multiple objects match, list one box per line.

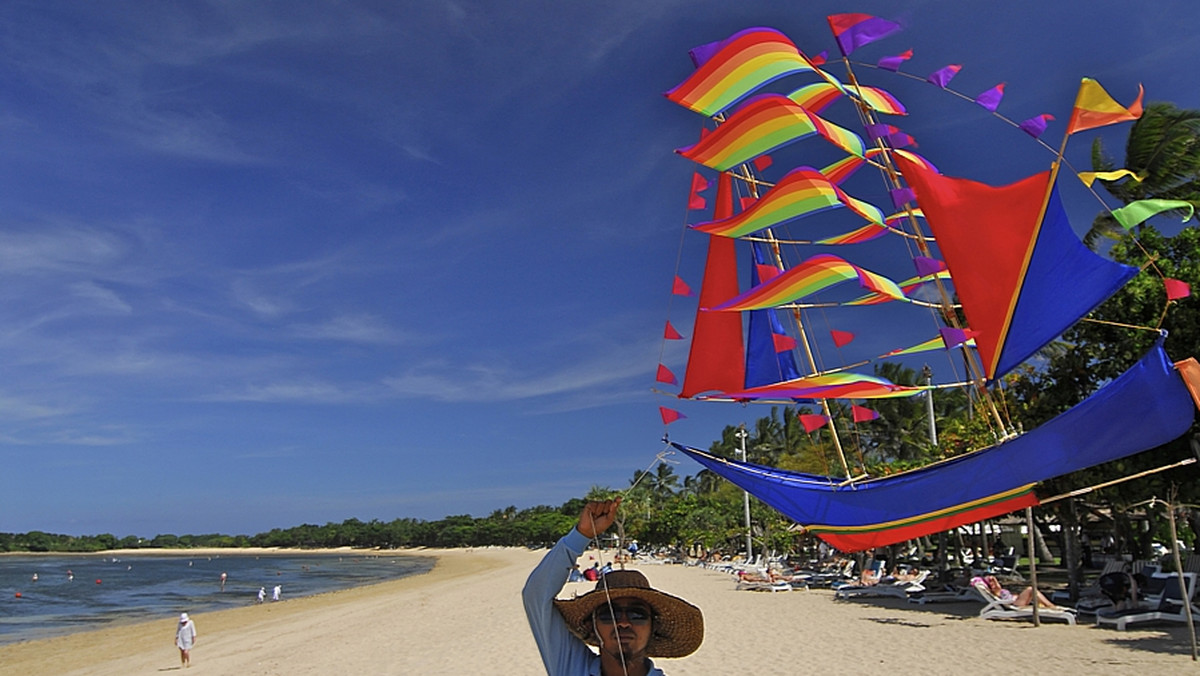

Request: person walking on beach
left=524, top=497, right=704, bottom=676
left=272, top=584, right=281, bottom=601
left=258, top=586, right=266, bottom=603
left=175, top=613, right=197, bottom=668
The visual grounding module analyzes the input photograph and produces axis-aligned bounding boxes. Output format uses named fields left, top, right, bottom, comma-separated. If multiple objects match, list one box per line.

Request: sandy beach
left=1, top=547, right=1197, bottom=675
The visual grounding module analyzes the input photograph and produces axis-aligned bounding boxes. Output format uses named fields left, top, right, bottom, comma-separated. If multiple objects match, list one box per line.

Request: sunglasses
left=594, top=604, right=652, bottom=625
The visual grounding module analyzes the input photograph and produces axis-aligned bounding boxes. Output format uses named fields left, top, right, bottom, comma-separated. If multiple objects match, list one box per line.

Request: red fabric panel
left=681, top=172, right=746, bottom=397
left=895, top=155, right=1048, bottom=378
left=816, top=491, right=1040, bottom=553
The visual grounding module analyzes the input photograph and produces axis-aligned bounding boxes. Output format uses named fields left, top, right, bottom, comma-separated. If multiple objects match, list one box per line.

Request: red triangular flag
left=688, top=172, right=709, bottom=210
left=772, top=333, right=797, bottom=353
left=664, top=321, right=684, bottom=340
left=852, top=405, right=880, bottom=423
left=799, top=413, right=829, bottom=433
left=1165, top=278, right=1191, bottom=301
left=740, top=196, right=756, bottom=211
left=756, top=263, right=782, bottom=282
left=656, top=364, right=678, bottom=385
left=660, top=406, right=686, bottom=425
left=831, top=330, right=855, bottom=348
left=753, top=155, right=773, bottom=171
left=672, top=276, right=693, bottom=296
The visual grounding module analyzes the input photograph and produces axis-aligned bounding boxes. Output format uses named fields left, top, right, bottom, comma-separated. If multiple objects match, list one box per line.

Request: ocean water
left=0, top=551, right=434, bottom=645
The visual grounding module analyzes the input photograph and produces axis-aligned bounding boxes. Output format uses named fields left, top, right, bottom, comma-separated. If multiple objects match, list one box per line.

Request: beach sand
left=1, top=547, right=1196, bottom=675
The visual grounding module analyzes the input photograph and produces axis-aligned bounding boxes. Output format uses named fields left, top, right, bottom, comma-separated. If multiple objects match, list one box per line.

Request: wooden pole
left=1163, top=495, right=1197, bottom=661
left=1025, top=507, right=1040, bottom=626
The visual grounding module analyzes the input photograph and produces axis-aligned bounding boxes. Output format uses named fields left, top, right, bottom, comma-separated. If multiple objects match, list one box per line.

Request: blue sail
left=676, top=340, right=1195, bottom=552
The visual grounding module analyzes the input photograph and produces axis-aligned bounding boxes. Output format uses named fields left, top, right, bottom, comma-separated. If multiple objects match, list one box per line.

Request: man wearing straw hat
left=523, top=497, right=704, bottom=676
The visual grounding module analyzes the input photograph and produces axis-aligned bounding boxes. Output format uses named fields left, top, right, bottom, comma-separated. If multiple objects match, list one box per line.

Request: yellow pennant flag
left=1066, top=78, right=1144, bottom=135
left=1077, top=169, right=1143, bottom=187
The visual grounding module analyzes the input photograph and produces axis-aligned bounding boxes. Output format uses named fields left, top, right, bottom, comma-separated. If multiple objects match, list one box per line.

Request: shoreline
left=0, top=546, right=386, bottom=558
left=0, top=547, right=505, bottom=675
left=3, top=547, right=1198, bottom=675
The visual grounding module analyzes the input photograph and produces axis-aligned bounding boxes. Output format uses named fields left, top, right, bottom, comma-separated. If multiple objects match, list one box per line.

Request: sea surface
left=0, top=551, right=434, bottom=645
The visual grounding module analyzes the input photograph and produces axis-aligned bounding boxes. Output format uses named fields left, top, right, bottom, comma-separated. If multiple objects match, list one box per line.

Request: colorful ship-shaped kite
left=658, top=18, right=1200, bottom=553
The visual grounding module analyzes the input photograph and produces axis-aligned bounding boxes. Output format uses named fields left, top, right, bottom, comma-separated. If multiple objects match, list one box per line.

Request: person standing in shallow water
left=523, top=497, right=704, bottom=676
left=175, top=613, right=197, bottom=668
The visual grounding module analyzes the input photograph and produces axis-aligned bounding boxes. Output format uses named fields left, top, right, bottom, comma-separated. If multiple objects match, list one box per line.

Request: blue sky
left=2, top=1, right=1198, bottom=537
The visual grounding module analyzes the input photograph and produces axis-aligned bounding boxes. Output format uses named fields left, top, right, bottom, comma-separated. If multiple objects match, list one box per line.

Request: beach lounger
left=907, top=583, right=986, bottom=605
left=736, top=578, right=793, bottom=592
left=1095, top=572, right=1197, bottom=631
left=1052, top=559, right=1126, bottom=609
left=974, top=582, right=1077, bottom=625
left=835, top=570, right=929, bottom=600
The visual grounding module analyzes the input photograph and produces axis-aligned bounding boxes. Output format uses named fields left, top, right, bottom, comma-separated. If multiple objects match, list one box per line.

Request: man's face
left=592, top=597, right=653, bottom=661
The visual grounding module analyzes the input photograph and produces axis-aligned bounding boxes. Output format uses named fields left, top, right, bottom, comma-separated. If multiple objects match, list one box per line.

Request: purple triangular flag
left=688, top=40, right=723, bottom=68
left=877, top=49, right=913, bottom=72
left=913, top=256, right=945, bottom=277
left=974, top=83, right=1005, bottom=112
left=865, top=123, right=889, bottom=142
left=939, top=327, right=969, bottom=349
left=927, top=64, right=962, bottom=88
left=829, top=14, right=903, bottom=57
left=890, top=187, right=917, bottom=210
left=1019, top=113, right=1055, bottom=138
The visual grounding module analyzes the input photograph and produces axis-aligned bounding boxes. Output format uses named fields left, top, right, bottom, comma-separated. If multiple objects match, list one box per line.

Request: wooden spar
left=1037, top=457, right=1196, bottom=504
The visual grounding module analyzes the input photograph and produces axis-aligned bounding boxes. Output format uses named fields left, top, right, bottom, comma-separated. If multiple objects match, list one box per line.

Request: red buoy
left=14, top=592, right=21, bottom=598
left=95, top=579, right=102, bottom=584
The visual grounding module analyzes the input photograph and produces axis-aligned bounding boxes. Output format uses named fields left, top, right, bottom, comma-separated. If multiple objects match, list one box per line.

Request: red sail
left=681, top=172, right=746, bottom=397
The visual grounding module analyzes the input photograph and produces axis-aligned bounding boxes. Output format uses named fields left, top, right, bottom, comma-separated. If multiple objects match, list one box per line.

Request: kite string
left=582, top=446, right=676, bottom=676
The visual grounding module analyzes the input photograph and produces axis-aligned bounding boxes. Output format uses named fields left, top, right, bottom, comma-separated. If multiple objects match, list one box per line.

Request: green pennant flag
left=1111, top=199, right=1195, bottom=230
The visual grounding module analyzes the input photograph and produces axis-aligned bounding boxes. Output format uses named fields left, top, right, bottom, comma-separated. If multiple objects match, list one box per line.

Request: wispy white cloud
left=0, top=227, right=125, bottom=275
left=70, top=280, right=133, bottom=315
left=290, top=314, right=411, bottom=344
left=204, top=380, right=375, bottom=404
left=382, top=337, right=656, bottom=405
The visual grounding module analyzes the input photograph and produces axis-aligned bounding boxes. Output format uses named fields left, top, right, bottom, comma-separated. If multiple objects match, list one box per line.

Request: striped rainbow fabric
left=666, top=27, right=830, bottom=117
left=788, top=82, right=906, bottom=116
left=692, top=167, right=884, bottom=238
left=716, top=370, right=927, bottom=401
left=709, top=253, right=905, bottom=311
left=814, top=223, right=888, bottom=245
left=676, top=94, right=865, bottom=171
left=846, top=268, right=949, bottom=306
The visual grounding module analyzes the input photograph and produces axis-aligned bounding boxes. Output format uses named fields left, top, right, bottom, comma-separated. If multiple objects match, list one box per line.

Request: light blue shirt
left=523, top=528, right=664, bottom=676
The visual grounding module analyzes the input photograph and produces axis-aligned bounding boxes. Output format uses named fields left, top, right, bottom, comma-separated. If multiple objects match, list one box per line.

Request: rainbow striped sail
left=676, top=94, right=865, bottom=171
left=666, top=27, right=830, bottom=117
left=709, top=254, right=906, bottom=312
left=692, top=167, right=883, bottom=238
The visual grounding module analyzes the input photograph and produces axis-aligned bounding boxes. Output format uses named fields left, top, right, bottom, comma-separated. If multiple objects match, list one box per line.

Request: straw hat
left=553, top=570, right=703, bottom=658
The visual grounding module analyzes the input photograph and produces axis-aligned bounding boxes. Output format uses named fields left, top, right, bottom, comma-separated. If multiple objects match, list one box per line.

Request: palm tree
left=1085, top=102, right=1200, bottom=249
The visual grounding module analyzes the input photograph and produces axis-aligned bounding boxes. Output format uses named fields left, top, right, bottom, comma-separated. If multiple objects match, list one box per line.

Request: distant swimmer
left=67, top=570, right=73, bottom=581
left=31, top=573, right=38, bottom=582
left=220, top=572, right=227, bottom=591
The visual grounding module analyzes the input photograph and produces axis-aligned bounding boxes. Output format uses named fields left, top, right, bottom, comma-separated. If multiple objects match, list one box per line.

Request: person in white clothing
left=175, top=613, right=197, bottom=668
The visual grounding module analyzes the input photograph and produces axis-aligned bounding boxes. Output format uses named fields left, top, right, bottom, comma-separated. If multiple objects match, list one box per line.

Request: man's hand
left=576, top=497, right=621, bottom=539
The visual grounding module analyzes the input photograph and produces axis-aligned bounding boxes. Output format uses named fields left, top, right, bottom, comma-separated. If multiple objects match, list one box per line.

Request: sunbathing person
left=977, top=575, right=1062, bottom=609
